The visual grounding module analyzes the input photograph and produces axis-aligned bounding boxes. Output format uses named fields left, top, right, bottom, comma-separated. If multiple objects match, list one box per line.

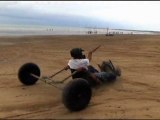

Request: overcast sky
left=0, top=1, right=160, bottom=31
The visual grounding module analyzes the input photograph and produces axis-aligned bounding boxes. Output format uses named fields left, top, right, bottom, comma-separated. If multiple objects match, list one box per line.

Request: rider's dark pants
left=95, top=72, right=116, bottom=83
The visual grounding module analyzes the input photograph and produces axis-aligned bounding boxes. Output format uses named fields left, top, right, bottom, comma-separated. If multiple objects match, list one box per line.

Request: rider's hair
left=70, top=48, right=84, bottom=59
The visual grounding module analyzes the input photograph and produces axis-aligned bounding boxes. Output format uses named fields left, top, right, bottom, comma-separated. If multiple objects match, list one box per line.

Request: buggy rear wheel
left=18, top=63, right=40, bottom=85
left=62, top=78, right=92, bottom=111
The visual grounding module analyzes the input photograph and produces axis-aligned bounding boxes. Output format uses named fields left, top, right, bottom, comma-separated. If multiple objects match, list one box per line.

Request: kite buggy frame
left=18, top=59, right=121, bottom=111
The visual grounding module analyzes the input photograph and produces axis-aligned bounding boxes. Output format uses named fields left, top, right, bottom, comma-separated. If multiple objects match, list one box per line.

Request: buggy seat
left=70, top=67, right=98, bottom=87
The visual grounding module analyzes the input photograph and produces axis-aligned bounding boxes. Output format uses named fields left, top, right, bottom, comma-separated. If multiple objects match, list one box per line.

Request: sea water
left=0, top=24, right=106, bottom=36
left=0, top=24, right=158, bottom=36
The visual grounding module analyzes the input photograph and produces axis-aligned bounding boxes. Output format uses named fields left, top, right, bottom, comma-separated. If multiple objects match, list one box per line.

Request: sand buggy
left=18, top=59, right=121, bottom=112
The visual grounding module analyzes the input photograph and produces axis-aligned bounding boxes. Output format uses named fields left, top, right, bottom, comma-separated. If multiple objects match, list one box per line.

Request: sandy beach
left=0, top=34, right=160, bottom=119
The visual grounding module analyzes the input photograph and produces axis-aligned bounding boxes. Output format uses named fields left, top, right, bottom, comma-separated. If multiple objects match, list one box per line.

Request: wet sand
left=0, top=34, right=160, bottom=119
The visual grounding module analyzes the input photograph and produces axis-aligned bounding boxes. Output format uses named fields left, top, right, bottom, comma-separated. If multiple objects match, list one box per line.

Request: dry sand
left=0, top=34, right=160, bottom=119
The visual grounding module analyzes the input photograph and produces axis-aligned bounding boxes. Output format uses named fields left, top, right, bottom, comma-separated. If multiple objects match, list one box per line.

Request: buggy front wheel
left=62, top=78, right=92, bottom=111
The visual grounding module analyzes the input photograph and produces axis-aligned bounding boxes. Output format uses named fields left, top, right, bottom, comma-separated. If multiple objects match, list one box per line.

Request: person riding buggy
left=17, top=45, right=122, bottom=111
left=64, top=45, right=121, bottom=86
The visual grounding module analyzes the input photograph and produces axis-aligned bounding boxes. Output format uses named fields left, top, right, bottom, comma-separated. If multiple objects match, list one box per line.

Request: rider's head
left=70, top=48, right=86, bottom=59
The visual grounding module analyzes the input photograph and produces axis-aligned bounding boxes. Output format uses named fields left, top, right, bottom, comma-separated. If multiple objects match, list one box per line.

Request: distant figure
left=88, top=31, right=92, bottom=34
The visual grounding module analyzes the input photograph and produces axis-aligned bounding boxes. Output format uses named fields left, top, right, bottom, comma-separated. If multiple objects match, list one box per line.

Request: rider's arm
left=87, top=51, right=92, bottom=62
left=90, top=73, right=102, bottom=85
left=87, top=45, right=101, bottom=62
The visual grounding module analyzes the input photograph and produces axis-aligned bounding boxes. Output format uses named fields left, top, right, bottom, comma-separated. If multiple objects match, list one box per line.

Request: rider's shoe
left=114, top=66, right=121, bottom=76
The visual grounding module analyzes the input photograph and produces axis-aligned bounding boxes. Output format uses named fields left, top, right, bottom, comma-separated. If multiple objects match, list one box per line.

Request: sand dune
left=0, top=34, right=160, bottom=119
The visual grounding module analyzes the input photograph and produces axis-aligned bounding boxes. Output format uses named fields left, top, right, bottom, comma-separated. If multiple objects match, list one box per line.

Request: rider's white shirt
left=68, top=59, right=89, bottom=70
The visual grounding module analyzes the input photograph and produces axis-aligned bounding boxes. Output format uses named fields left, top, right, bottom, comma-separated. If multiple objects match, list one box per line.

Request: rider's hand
left=64, top=65, right=70, bottom=70
left=76, top=67, right=86, bottom=72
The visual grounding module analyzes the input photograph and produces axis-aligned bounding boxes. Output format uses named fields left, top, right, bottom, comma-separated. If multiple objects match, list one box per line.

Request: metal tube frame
left=30, top=70, right=78, bottom=90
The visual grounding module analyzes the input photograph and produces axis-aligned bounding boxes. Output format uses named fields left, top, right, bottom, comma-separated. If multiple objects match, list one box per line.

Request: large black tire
left=62, top=78, right=92, bottom=111
left=18, top=63, right=40, bottom=85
